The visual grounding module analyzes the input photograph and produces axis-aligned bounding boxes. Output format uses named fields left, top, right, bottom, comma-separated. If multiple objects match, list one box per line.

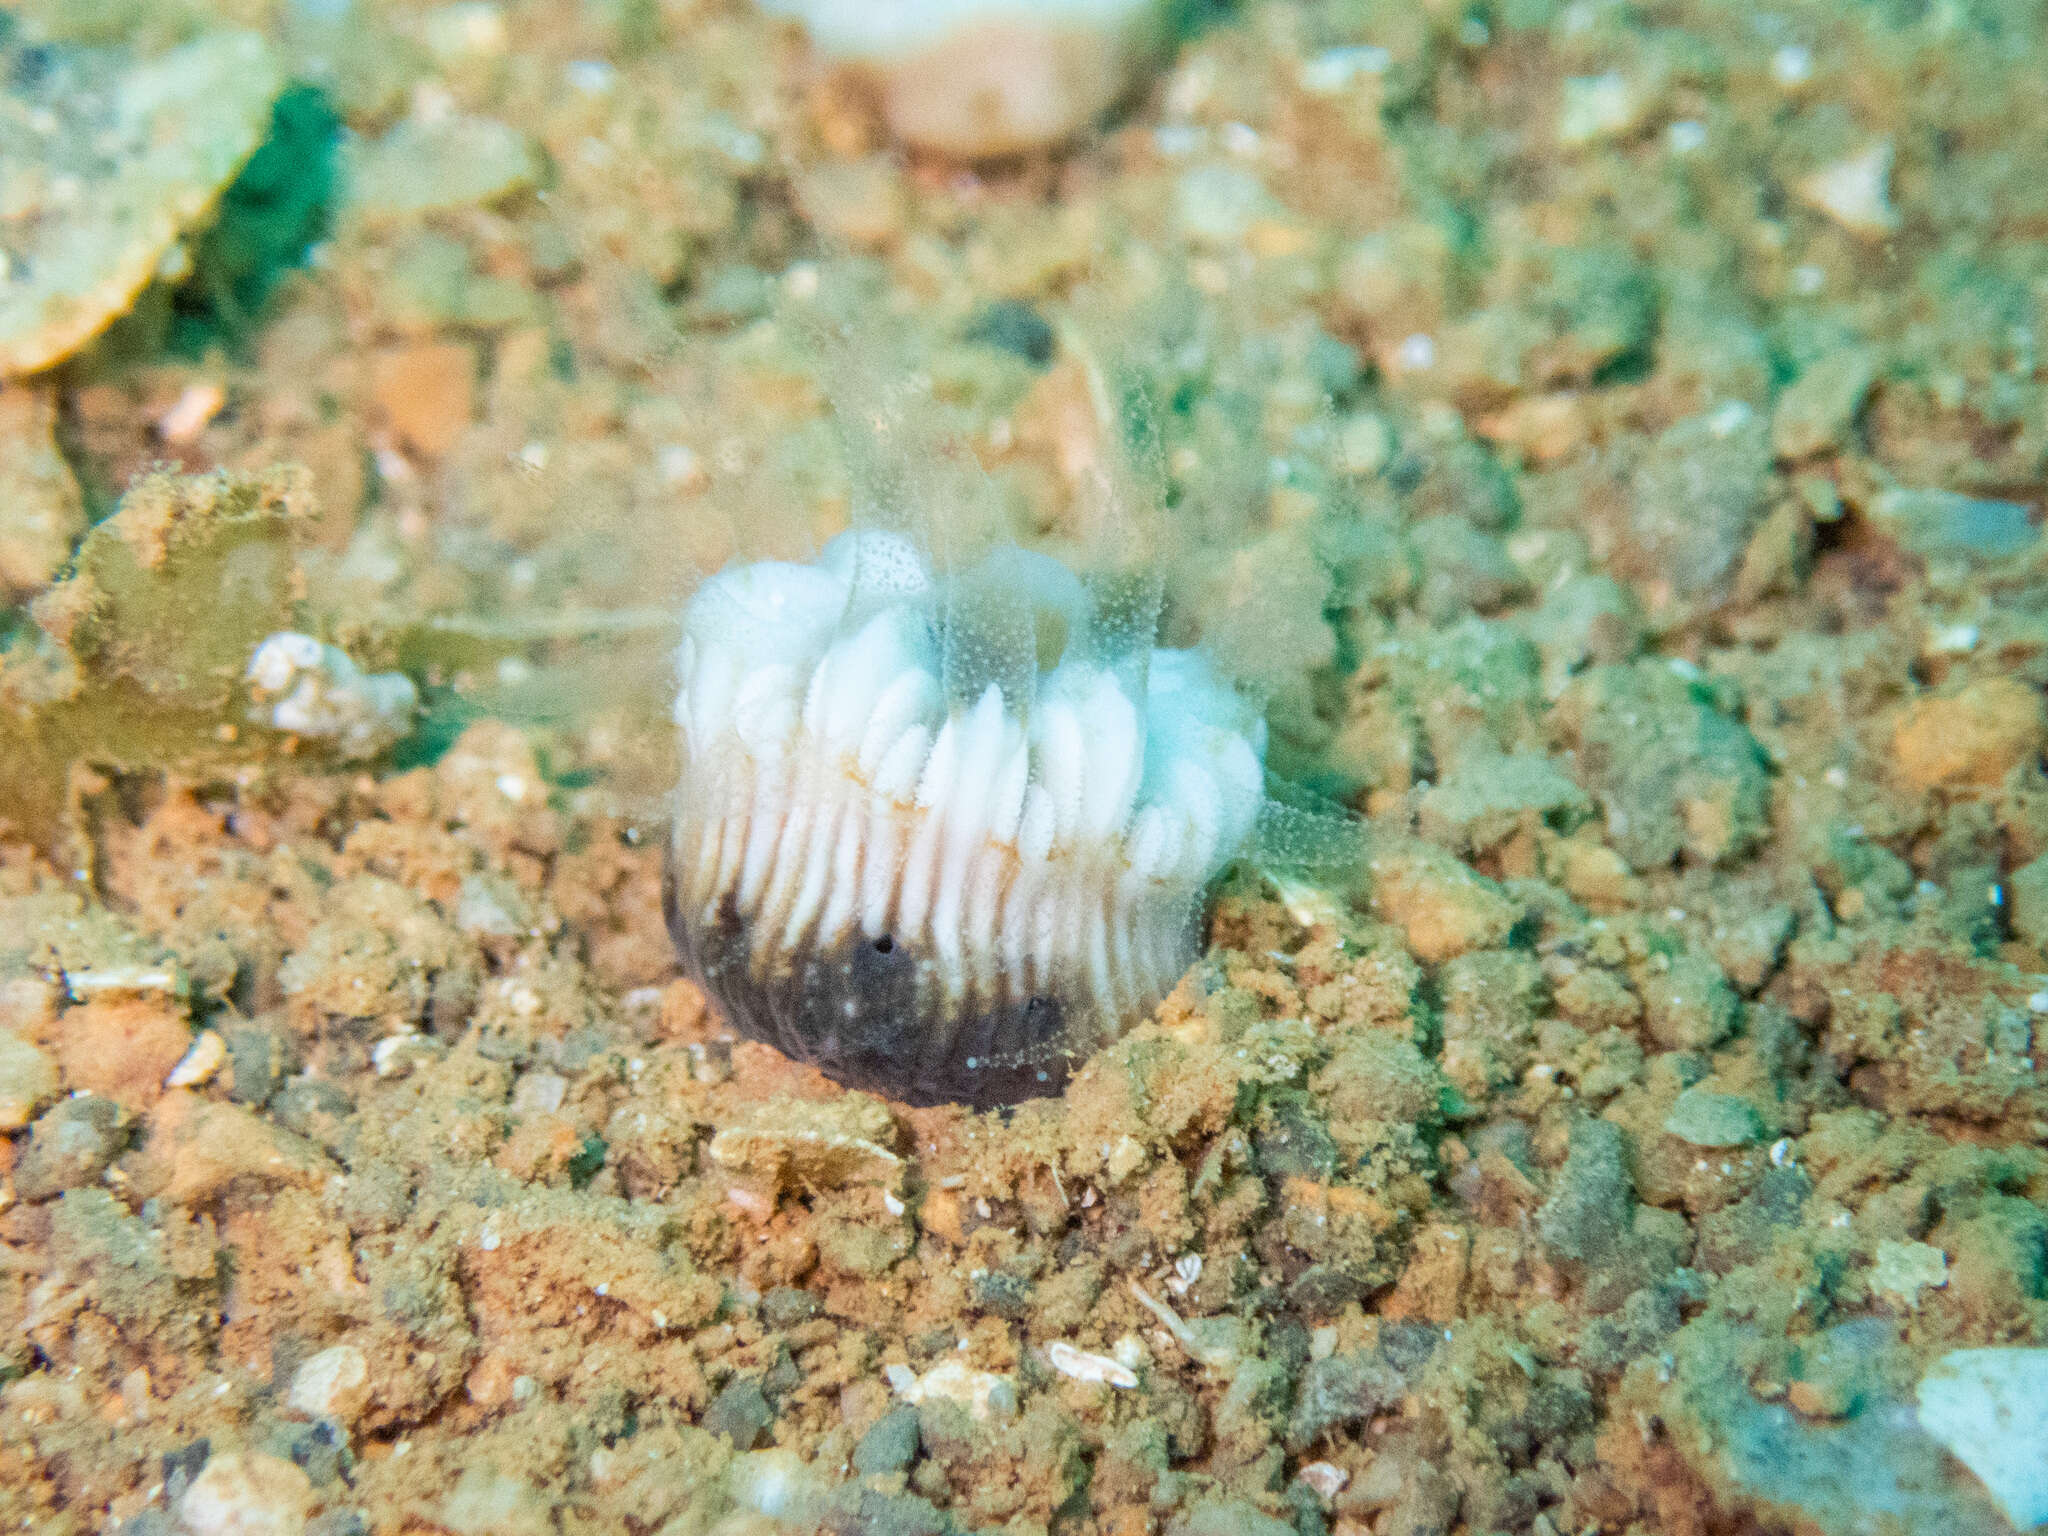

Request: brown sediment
left=1, top=2, right=2047, bottom=1533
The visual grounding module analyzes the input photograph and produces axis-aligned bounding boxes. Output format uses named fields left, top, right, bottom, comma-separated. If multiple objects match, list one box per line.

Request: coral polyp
left=666, top=529, right=1267, bottom=1107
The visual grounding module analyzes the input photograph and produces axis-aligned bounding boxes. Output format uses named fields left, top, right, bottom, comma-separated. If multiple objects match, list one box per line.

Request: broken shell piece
left=165, top=1028, right=227, bottom=1089
left=0, top=32, right=283, bottom=377
left=288, top=1343, right=371, bottom=1424
left=764, top=0, right=1173, bottom=157
left=1045, top=1340, right=1138, bottom=1388
left=1795, top=141, right=1901, bottom=238
left=1296, top=1461, right=1349, bottom=1502
left=246, top=632, right=419, bottom=758
left=705, top=1093, right=904, bottom=1198
left=883, top=1358, right=1018, bottom=1421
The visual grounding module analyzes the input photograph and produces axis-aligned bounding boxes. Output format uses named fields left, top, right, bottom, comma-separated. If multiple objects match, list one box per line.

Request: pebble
left=1915, top=1348, right=2048, bottom=1530
left=1770, top=348, right=1877, bottom=459
left=793, top=157, right=908, bottom=251
left=1368, top=843, right=1521, bottom=965
left=0, top=1029, right=57, bottom=1131
left=367, top=341, right=476, bottom=459
left=1868, top=487, right=2038, bottom=564
left=14, top=1095, right=130, bottom=1201
left=0, top=33, right=283, bottom=376
left=1869, top=1240, right=1948, bottom=1309
left=345, top=113, right=539, bottom=219
left=1174, top=163, right=1282, bottom=248
left=57, top=997, right=193, bottom=1110
left=1662, top=1087, right=1765, bottom=1148
left=852, top=1406, right=921, bottom=1475
left=177, top=1451, right=314, bottom=1536
left=1796, top=142, right=1901, bottom=237
left=288, top=1345, right=371, bottom=1424
left=1890, top=677, right=2047, bottom=791
left=1559, top=72, right=1650, bottom=146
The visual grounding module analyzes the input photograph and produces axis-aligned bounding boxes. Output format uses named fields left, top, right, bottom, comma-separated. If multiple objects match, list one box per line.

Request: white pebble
left=288, top=1344, right=370, bottom=1423
left=1916, top=1348, right=2048, bottom=1529
left=176, top=1451, right=313, bottom=1536
left=1796, top=141, right=1901, bottom=238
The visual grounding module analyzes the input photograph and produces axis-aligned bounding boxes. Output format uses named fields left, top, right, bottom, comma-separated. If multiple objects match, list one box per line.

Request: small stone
left=963, top=300, right=1056, bottom=368
left=703, top=1376, right=773, bottom=1449
left=1710, top=903, right=1796, bottom=994
left=1627, top=405, right=1774, bottom=610
left=1334, top=411, right=1396, bottom=478
left=288, top=1345, right=370, bottom=1424
left=1786, top=1375, right=1855, bottom=1420
left=1868, top=487, right=2038, bottom=564
left=1559, top=72, right=1650, bottom=146
left=1639, top=952, right=1740, bottom=1050
left=1174, top=163, right=1283, bottom=248
left=793, top=157, right=908, bottom=251
left=133, top=1097, right=335, bottom=1206
left=1770, top=348, right=1878, bottom=459
left=1287, top=1349, right=1404, bottom=1448
left=223, top=1028, right=284, bottom=1106
left=176, top=1451, right=313, bottom=1536
left=1418, top=750, right=1593, bottom=854
left=1870, top=1240, right=1948, bottom=1309
left=1368, top=842, right=1521, bottom=964
left=1409, top=516, right=1529, bottom=619
left=14, top=1094, right=130, bottom=1201
left=1553, top=661, right=1772, bottom=869
left=420, top=1, right=510, bottom=61
left=1796, top=142, right=1901, bottom=238
left=345, top=113, right=539, bottom=219
left=1915, top=1348, right=2048, bottom=1530
left=1663, top=1087, right=1764, bottom=1148
left=437, top=1465, right=550, bottom=1536
left=759, top=1287, right=821, bottom=1330
left=1891, top=678, right=2046, bottom=791
left=0, top=1029, right=58, bottom=1130
left=852, top=1405, right=922, bottom=1475
left=57, top=997, right=191, bottom=1110
left=1170, top=1499, right=1304, bottom=1536
left=367, top=342, right=476, bottom=459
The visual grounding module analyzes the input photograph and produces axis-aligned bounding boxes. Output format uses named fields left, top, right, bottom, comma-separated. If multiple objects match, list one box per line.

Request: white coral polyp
left=670, top=531, right=1265, bottom=1068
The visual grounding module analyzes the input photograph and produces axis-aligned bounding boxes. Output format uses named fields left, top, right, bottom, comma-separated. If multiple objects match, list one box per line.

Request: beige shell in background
left=763, top=0, right=1171, bottom=157
left=0, top=30, right=283, bottom=378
